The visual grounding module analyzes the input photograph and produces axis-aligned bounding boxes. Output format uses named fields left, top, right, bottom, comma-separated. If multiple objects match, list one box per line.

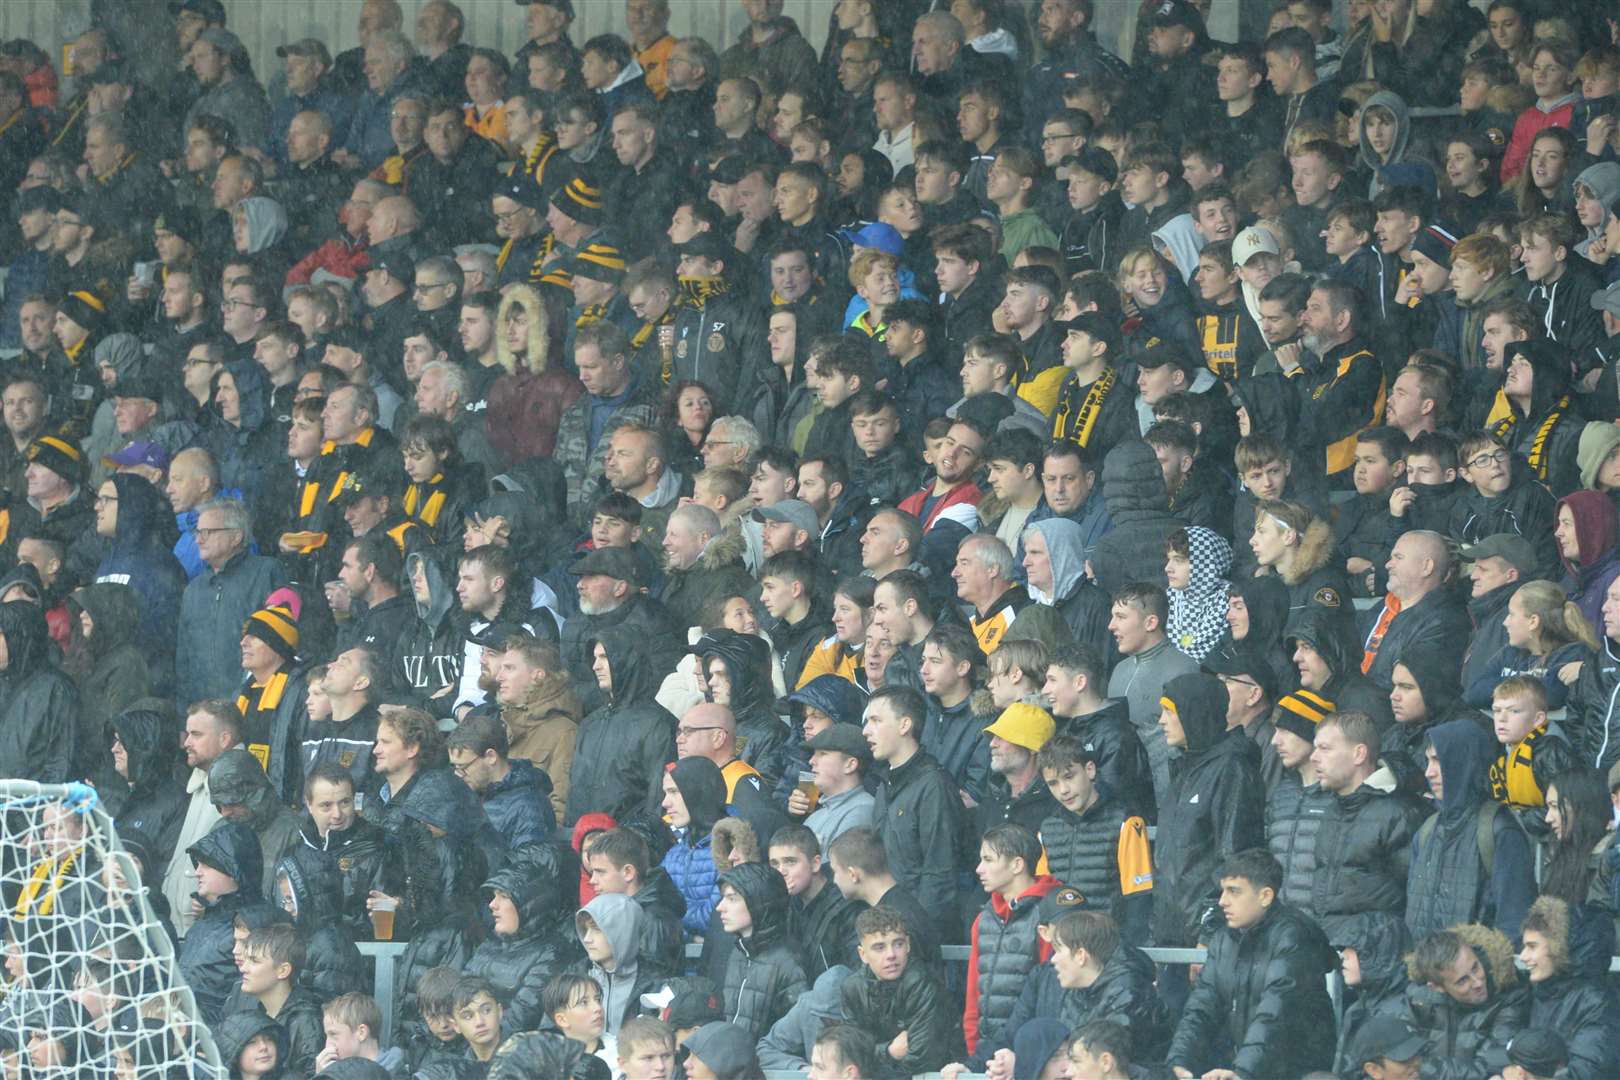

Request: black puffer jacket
left=1152, top=673, right=1266, bottom=948
left=1036, top=785, right=1152, bottom=943
left=1524, top=898, right=1620, bottom=1080
left=565, top=625, right=676, bottom=827
left=215, top=1008, right=288, bottom=1078
left=0, top=600, right=86, bottom=783
left=717, top=862, right=809, bottom=1039
left=178, top=821, right=276, bottom=1026
left=464, top=844, right=585, bottom=1038
left=1331, top=912, right=1413, bottom=1076
left=973, top=943, right=1169, bottom=1068
left=560, top=593, right=684, bottom=710
left=1265, top=774, right=1331, bottom=915
left=107, top=706, right=187, bottom=870
left=1402, top=926, right=1529, bottom=1080
left=1090, top=440, right=1180, bottom=595
left=487, top=1032, right=597, bottom=1080
left=1168, top=901, right=1338, bottom=1077
left=1311, top=781, right=1417, bottom=934
left=270, top=851, right=369, bottom=1000
left=838, top=953, right=957, bottom=1077
left=657, top=527, right=755, bottom=632
left=694, top=629, right=791, bottom=791
left=632, top=866, right=688, bottom=975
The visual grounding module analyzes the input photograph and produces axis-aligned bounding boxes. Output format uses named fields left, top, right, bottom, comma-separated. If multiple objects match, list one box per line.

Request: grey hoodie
left=237, top=196, right=288, bottom=254
left=1575, top=164, right=1620, bottom=257
left=1357, top=90, right=1414, bottom=198
left=1152, top=212, right=1205, bottom=285
left=577, top=892, right=644, bottom=1035
left=1026, top=517, right=1088, bottom=606
left=756, top=964, right=850, bottom=1069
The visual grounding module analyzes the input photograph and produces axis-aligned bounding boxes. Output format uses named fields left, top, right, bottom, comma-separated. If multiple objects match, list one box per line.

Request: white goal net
left=0, top=781, right=226, bottom=1078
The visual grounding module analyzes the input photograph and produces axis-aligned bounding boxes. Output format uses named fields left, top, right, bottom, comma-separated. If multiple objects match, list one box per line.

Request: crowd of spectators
left=3, top=0, right=1620, bottom=1076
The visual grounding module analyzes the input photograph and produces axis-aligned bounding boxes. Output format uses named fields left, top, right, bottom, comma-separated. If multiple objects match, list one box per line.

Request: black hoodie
left=694, top=629, right=792, bottom=792
left=1387, top=644, right=1482, bottom=802
left=717, top=862, right=809, bottom=1039
left=565, top=625, right=676, bottom=827
left=1230, top=575, right=1293, bottom=692
left=1152, top=673, right=1265, bottom=948
left=66, top=583, right=151, bottom=740
left=180, top=821, right=276, bottom=1025
left=1494, top=339, right=1582, bottom=496
left=106, top=706, right=187, bottom=869
left=1284, top=606, right=1396, bottom=731
left=465, top=845, right=586, bottom=1038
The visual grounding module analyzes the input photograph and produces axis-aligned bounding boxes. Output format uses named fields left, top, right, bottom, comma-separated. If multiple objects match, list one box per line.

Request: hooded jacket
left=179, top=821, right=275, bottom=1025
left=716, top=862, right=808, bottom=1039
left=68, top=584, right=152, bottom=744
left=207, top=749, right=303, bottom=893
left=1388, top=644, right=1481, bottom=801
left=107, top=706, right=187, bottom=869
left=657, top=529, right=754, bottom=633
left=1166, top=899, right=1339, bottom=1077
left=1025, top=517, right=1114, bottom=659
left=204, top=360, right=279, bottom=505
left=1090, top=440, right=1181, bottom=596
left=499, top=678, right=577, bottom=821
left=1489, top=340, right=1582, bottom=495
left=1357, top=91, right=1416, bottom=195
left=578, top=891, right=659, bottom=1033
left=1230, top=574, right=1293, bottom=690
left=1152, top=673, right=1265, bottom=948
left=396, top=552, right=463, bottom=716
left=1331, top=913, right=1414, bottom=1073
left=282, top=808, right=402, bottom=944
left=661, top=756, right=727, bottom=935
left=565, top=626, right=676, bottom=827
left=94, top=473, right=185, bottom=678
left=1401, top=923, right=1530, bottom=1080
left=1286, top=605, right=1396, bottom=730
left=0, top=600, right=85, bottom=783
left=1405, top=719, right=1536, bottom=942
left=694, top=629, right=791, bottom=791
left=465, top=845, right=585, bottom=1037
left=216, top=1008, right=289, bottom=1079
left=1558, top=490, right=1620, bottom=634
left=1522, top=897, right=1620, bottom=1080
left=269, top=851, right=370, bottom=1001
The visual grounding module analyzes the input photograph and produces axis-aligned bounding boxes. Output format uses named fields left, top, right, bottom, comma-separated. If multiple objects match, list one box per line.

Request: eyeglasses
left=94, top=493, right=118, bottom=505
left=1465, top=449, right=1510, bottom=470
left=193, top=526, right=238, bottom=538
left=220, top=298, right=259, bottom=311
left=413, top=281, right=452, bottom=294
left=675, top=725, right=725, bottom=739
left=494, top=208, right=531, bottom=223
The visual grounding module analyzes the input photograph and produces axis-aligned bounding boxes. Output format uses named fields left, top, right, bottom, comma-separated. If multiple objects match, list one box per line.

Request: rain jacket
left=178, top=821, right=275, bottom=1025
left=281, top=810, right=403, bottom=943
left=1152, top=673, right=1266, bottom=948
left=107, top=706, right=187, bottom=870
left=177, top=548, right=281, bottom=705
left=660, top=757, right=726, bottom=935
left=872, top=745, right=965, bottom=927
left=565, top=626, right=676, bottom=826
left=1090, top=440, right=1181, bottom=595
left=716, top=863, right=808, bottom=1039
left=478, top=758, right=555, bottom=849
left=1061, top=699, right=1156, bottom=823
left=68, top=585, right=152, bottom=744
left=1359, top=582, right=1473, bottom=694
left=270, top=851, right=371, bottom=1001
left=215, top=1008, right=289, bottom=1079
left=1571, top=629, right=1620, bottom=773
left=694, top=629, right=791, bottom=791
left=1401, top=923, right=1530, bottom=1080
left=577, top=892, right=661, bottom=1033
left=1489, top=340, right=1582, bottom=496
left=207, top=749, right=303, bottom=894
left=1166, top=899, right=1339, bottom=1077
left=1522, top=897, right=1620, bottom=1080
left=465, top=846, right=585, bottom=1037
left=1285, top=606, right=1396, bottom=731
left=0, top=601, right=85, bottom=783
left=757, top=964, right=850, bottom=1070
left=1230, top=575, right=1293, bottom=691
left=1405, top=719, right=1536, bottom=942
left=486, top=1032, right=597, bottom=1080
left=396, top=552, right=463, bottom=717
left=93, top=473, right=186, bottom=684
left=657, top=529, right=754, bottom=633
left=203, top=360, right=279, bottom=504
left=1446, top=460, right=1560, bottom=579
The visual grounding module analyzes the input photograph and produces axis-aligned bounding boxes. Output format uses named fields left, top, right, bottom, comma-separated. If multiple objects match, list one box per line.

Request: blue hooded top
left=95, top=473, right=187, bottom=679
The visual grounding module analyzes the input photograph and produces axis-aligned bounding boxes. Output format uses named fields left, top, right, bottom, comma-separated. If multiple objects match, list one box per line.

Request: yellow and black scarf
left=1051, top=366, right=1117, bottom=447
left=404, top=474, right=447, bottom=528
left=1489, top=393, right=1568, bottom=481
left=15, top=848, right=79, bottom=918
left=238, top=670, right=290, bottom=773
left=1490, top=723, right=1552, bottom=808
left=677, top=274, right=730, bottom=309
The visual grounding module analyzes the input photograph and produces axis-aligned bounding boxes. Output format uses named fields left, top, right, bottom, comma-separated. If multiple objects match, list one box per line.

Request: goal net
left=0, top=781, right=226, bottom=1078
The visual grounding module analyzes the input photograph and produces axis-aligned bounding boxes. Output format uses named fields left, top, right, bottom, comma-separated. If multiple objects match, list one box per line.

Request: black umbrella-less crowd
left=2, top=0, right=1620, bottom=1077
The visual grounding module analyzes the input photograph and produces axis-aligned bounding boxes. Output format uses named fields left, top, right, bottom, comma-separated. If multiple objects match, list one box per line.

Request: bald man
left=676, top=702, right=787, bottom=857
left=1359, top=530, right=1472, bottom=691
left=365, top=194, right=420, bottom=251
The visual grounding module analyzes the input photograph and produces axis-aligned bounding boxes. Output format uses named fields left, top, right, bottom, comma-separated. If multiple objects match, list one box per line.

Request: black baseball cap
left=1201, top=640, right=1280, bottom=705
left=169, top=0, right=226, bottom=22
left=1060, top=146, right=1119, bottom=186
left=1056, top=312, right=1120, bottom=355
left=1132, top=342, right=1196, bottom=374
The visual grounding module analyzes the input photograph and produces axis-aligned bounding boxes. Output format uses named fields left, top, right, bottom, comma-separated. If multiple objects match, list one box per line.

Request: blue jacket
left=174, top=485, right=247, bottom=580
left=480, top=758, right=555, bottom=849
left=662, top=757, right=728, bottom=935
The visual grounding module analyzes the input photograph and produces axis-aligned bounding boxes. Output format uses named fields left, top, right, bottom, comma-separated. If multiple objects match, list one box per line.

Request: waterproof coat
left=177, top=548, right=281, bottom=705
left=838, top=952, right=958, bottom=1077
left=564, top=625, right=676, bottom=826
left=107, top=706, right=188, bottom=870
left=465, top=845, right=585, bottom=1037
left=0, top=601, right=85, bottom=783
left=67, top=584, right=151, bottom=739
left=1152, top=673, right=1266, bottom=947
left=1166, top=901, right=1339, bottom=1077
left=206, top=748, right=303, bottom=894
left=694, top=629, right=791, bottom=791
left=1401, top=924, right=1530, bottom=1080
left=1090, top=440, right=1181, bottom=595
left=178, top=821, right=276, bottom=1025
left=281, top=811, right=403, bottom=942
left=871, top=748, right=964, bottom=926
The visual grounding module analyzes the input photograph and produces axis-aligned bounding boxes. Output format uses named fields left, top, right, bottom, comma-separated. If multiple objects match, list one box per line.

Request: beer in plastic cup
left=370, top=896, right=397, bottom=940
left=796, top=771, right=819, bottom=811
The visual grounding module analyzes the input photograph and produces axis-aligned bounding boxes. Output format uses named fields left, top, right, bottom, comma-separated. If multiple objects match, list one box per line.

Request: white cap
left=1232, top=226, right=1280, bottom=266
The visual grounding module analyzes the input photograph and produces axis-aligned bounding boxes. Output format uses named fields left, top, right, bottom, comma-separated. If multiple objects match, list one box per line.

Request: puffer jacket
left=66, top=583, right=151, bottom=738
left=566, top=625, right=676, bottom=826
left=871, top=748, right=964, bottom=927
left=973, top=942, right=1169, bottom=1069
left=838, top=952, right=958, bottom=1077
left=465, top=844, right=585, bottom=1037
left=964, top=876, right=1060, bottom=1055
left=1402, top=924, right=1529, bottom=1080
left=661, top=756, right=726, bottom=935
left=1265, top=775, right=1332, bottom=914
left=270, top=852, right=369, bottom=1001
left=281, top=811, right=403, bottom=943
left=717, top=862, right=809, bottom=1039
left=1037, top=784, right=1153, bottom=942
left=206, top=748, right=303, bottom=896
left=486, top=1032, right=597, bottom=1080
left=1446, top=461, right=1560, bottom=579
left=0, top=600, right=86, bottom=783
left=1360, top=585, right=1474, bottom=694
left=1090, top=440, right=1180, bottom=595
left=632, top=867, right=687, bottom=976
left=1524, top=897, right=1620, bottom=1080
left=658, top=528, right=755, bottom=632
left=1310, top=780, right=1415, bottom=935
left=1166, top=901, right=1339, bottom=1077
left=395, top=552, right=463, bottom=717
left=694, top=629, right=791, bottom=791
left=106, top=706, right=187, bottom=869
left=479, top=758, right=556, bottom=849
left=214, top=1008, right=289, bottom=1078
left=1152, top=673, right=1266, bottom=948
left=178, top=821, right=276, bottom=1025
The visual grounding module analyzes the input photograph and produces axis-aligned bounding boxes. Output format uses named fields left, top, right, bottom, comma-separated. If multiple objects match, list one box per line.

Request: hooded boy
left=178, top=820, right=274, bottom=1025
left=1151, top=673, right=1264, bottom=948
left=1485, top=340, right=1581, bottom=496
left=577, top=892, right=657, bottom=1034
left=1284, top=607, right=1396, bottom=730
left=93, top=472, right=186, bottom=682
left=660, top=757, right=727, bottom=936
left=715, top=861, right=808, bottom=1039
left=0, top=600, right=86, bottom=784
left=1023, top=516, right=1113, bottom=658
left=1404, top=718, right=1535, bottom=942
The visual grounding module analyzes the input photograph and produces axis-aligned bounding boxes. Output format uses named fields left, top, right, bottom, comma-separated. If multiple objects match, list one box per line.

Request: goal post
left=0, top=779, right=227, bottom=1078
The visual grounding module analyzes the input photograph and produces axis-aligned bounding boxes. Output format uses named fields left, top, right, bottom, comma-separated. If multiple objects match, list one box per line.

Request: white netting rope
left=0, top=781, right=226, bottom=1079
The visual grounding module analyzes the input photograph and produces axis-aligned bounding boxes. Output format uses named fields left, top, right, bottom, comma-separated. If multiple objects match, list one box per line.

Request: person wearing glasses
left=1448, top=431, right=1559, bottom=572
